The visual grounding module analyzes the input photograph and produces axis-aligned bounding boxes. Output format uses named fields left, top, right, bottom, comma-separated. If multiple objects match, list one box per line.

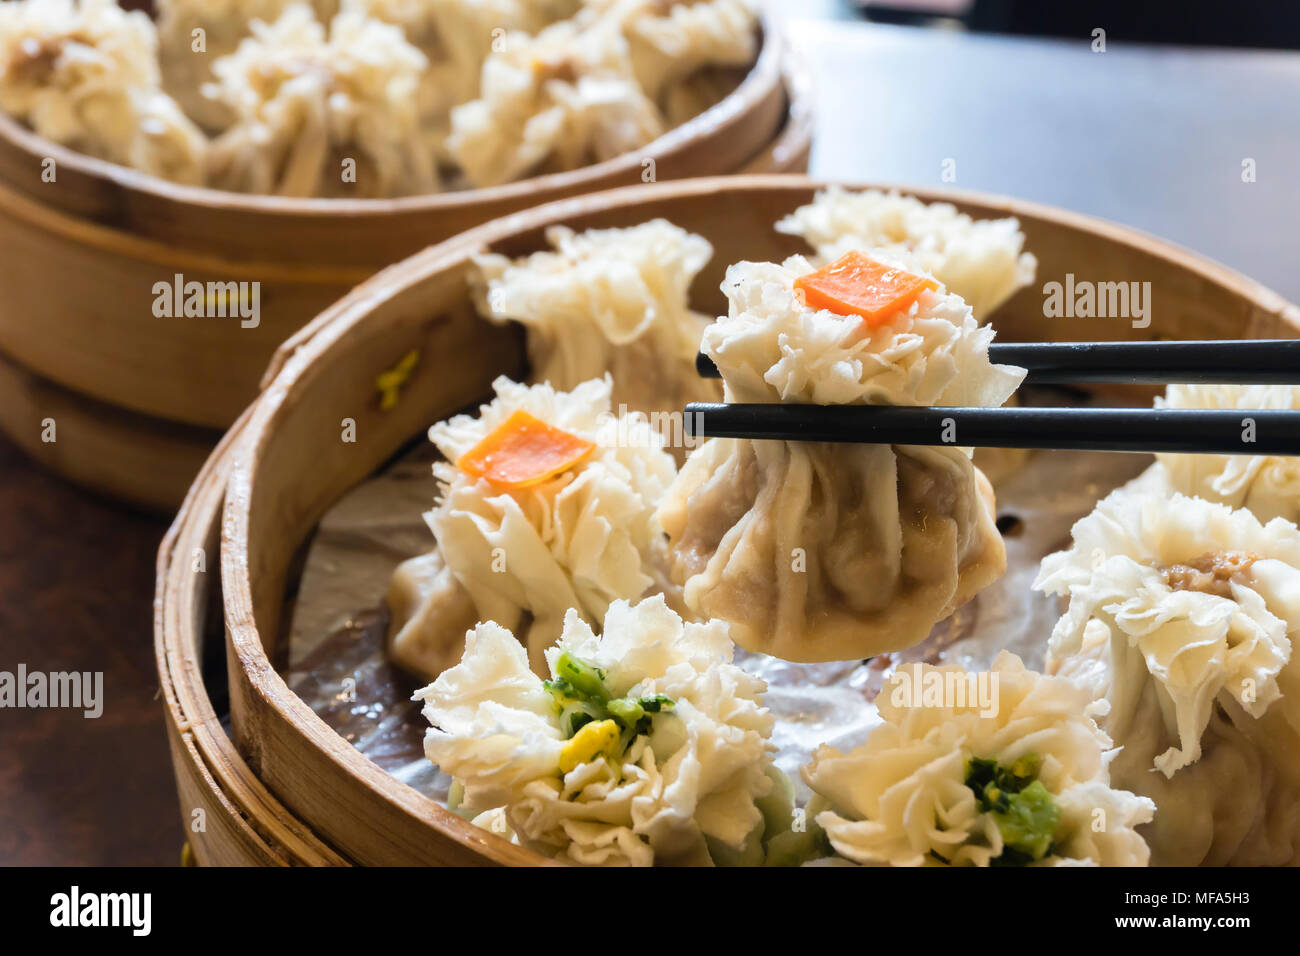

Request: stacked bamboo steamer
left=0, top=11, right=811, bottom=512
left=154, top=175, right=1300, bottom=864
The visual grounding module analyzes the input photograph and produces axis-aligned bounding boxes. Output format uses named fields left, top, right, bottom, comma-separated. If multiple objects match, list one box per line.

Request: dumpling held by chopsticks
left=658, top=251, right=1026, bottom=662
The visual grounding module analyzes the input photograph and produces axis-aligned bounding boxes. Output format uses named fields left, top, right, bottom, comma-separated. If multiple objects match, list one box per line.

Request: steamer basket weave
left=200, top=175, right=1300, bottom=865
left=0, top=15, right=805, bottom=511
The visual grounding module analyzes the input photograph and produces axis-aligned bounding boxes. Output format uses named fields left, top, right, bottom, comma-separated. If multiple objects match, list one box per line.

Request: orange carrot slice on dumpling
left=456, top=409, right=596, bottom=489
left=794, top=250, right=939, bottom=330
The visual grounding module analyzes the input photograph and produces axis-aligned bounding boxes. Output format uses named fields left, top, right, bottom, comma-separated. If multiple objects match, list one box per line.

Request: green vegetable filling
left=544, top=652, right=675, bottom=752
left=963, top=754, right=1061, bottom=865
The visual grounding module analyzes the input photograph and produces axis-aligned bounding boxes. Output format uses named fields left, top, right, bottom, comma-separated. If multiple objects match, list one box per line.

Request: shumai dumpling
left=155, top=0, right=338, bottom=130
left=1036, top=485, right=1300, bottom=865
left=387, top=375, right=678, bottom=679
left=204, top=4, right=437, bottom=197
left=1151, top=383, right=1300, bottom=526
left=658, top=251, right=1026, bottom=662
left=446, top=11, right=663, bottom=187
left=587, top=0, right=758, bottom=112
left=416, top=594, right=792, bottom=866
left=339, top=0, right=577, bottom=158
left=473, top=219, right=721, bottom=454
left=776, top=187, right=1038, bottom=321
left=0, top=0, right=207, bottom=183
left=804, top=652, right=1155, bottom=866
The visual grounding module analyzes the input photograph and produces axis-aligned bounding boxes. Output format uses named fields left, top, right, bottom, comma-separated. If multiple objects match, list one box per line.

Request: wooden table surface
left=2, top=17, right=1297, bottom=866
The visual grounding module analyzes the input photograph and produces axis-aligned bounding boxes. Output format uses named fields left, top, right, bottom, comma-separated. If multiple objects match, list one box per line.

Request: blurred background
left=4, top=0, right=1298, bottom=865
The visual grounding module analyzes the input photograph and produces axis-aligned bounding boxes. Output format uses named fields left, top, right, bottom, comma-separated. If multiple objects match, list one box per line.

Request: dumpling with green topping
left=801, top=652, right=1155, bottom=866
left=414, top=594, right=785, bottom=866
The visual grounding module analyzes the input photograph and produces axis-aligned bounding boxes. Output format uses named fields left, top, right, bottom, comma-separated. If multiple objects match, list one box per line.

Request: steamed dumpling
left=203, top=4, right=437, bottom=197
left=658, top=253, right=1026, bottom=662
left=446, top=11, right=663, bottom=187
left=776, top=187, right=1038, bottom=321
left=804, top=652, right=1155, bottom=866
left=340, top=0, right=578, bottom=157
left=0, top=0, right=207, bottom=183
left=1152, top=384, right=1300, bottom=525
left=472, top=219, right=721, bottom=453
left=387, top=375, right=678, bottom=679
left=584, top=0, right=757, bottom=108
left=155, top=0, right=338, bottom=130
left=1035, top=486, right=1300, bottom=865
left=415, top=594, right=780, bottom=866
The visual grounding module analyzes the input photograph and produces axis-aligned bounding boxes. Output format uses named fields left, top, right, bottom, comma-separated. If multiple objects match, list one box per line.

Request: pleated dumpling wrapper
left=154, top=0, right=337, bottom=130
left=776, top=187, right=1037, bottom=321
left=1035, top=486, right=1300, bottom=865
left=337, top=0, right=577, bottom=157
left=204, top=4, right=437, bottom=197
left=803, top=652, right=1155, bottom=866
left=584, top=0, right=757, bottom=109
left=0, top=0, right=207, bottom=183
left=446, top=9, right=662, bottom=187
left=387, top=376, right=678, bottom=680
left=658, top=251, right=1026, bottom=662
left=473, top=219, right=721, bottom=450
left=1151, top=383, right=1300, bottom=526
left=416, top=595, right=795, bottom=866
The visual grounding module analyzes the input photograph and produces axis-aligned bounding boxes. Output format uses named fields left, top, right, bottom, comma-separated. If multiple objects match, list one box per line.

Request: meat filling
left=1161, top=550, right=1259, bottom=598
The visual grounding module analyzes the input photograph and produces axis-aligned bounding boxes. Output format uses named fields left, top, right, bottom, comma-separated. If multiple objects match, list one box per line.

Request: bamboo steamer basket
left=156, top=413, right=348, bottom=865
left=152, top=145, right=808, bottom=860
left=198, top=175, right=1300, bottom=865
left=0, top=345, right=218, bottom=509
left=0, top=32, right=808, bottom=512
left=0, top=20, right=789, bottom=429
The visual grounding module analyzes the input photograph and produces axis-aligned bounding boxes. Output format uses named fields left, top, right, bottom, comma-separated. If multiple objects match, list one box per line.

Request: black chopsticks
left=696, top=339, right=1300, bottom=385
left=684, top=404, right=1300, bottom=456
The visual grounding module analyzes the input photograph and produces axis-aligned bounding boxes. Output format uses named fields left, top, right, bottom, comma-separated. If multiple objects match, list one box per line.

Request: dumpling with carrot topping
left=776, top=187, right=1037, bottom=321
left=657, top=251, right=1026, bottom=662
left=387, top=375, right=679, bottom=680
left=802, top=652, right=1155, bottom=866
left=416, top=594, right=789, bottom=866
left=1035, top=485, right=1300, bottom=865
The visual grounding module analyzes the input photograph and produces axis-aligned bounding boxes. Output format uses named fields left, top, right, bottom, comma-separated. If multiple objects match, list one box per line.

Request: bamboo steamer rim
left=155, top=409, right=350, bottom=865
left=258, top=174, right=1300, bottom=387
left=224, top=225, right=552, bottom=865
left=220, top=174, right=1300, bottom=866
left=0, top=38, right=800, bottom=285
left=0, top=19, right=783, bottom=223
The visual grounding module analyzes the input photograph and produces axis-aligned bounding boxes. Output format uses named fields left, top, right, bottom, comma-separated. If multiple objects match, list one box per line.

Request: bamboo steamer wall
left=156, top=415, right=349, bottom=865
left=158, top=175, right=1298, bottom=866
left=0, top=17, right=808, bottom=512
